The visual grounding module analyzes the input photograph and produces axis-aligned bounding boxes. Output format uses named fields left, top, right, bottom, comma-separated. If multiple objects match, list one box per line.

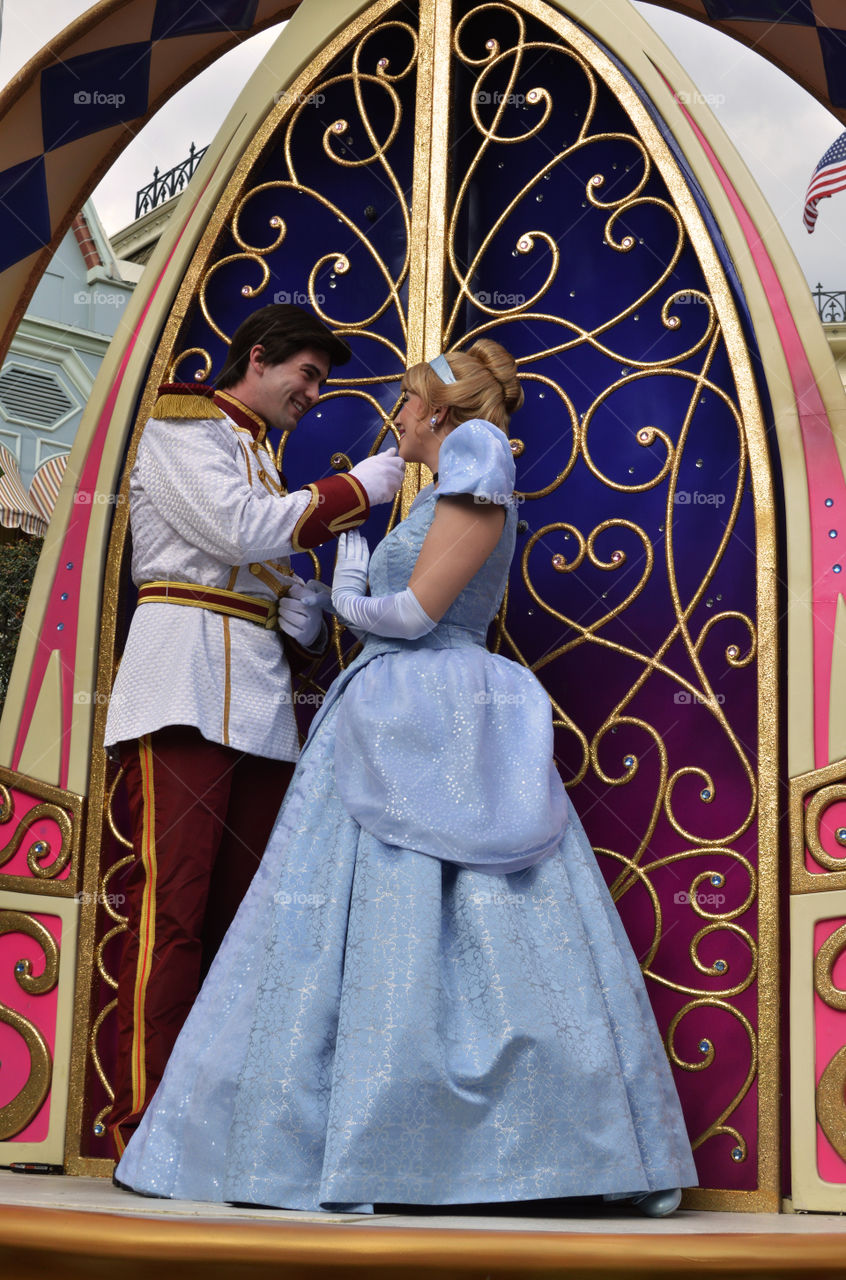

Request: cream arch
left=0, top=0, right=842, bottom=372
left=1, top=0, right=846, bottom=1229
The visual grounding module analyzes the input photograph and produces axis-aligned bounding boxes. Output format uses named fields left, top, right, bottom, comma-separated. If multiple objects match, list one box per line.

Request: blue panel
left=0, top=155, right=51, bottom=271
left=703, top=0, right=815, bottom=21
left=151, top=0, right=260, bottom=40
left=819, top=29, right=846, bottom=107
left=40, top=43, right=151, bottom=152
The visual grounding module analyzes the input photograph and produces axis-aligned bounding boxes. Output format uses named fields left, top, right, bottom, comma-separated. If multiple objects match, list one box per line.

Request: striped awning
left=0, top=444, right=46, bottom=536
left=29, top=453, right=68, bottom=524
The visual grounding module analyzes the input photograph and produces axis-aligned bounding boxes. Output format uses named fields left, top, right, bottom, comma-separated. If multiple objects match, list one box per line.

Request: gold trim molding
left=790, top=757, right=846, bottom=894
left=0, top=766, right=84, bottom=899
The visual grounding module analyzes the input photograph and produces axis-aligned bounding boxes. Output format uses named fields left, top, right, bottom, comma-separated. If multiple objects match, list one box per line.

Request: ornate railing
left=812, top=285, right=846, bottom=324
left=134, top=143, right=209, bottom=219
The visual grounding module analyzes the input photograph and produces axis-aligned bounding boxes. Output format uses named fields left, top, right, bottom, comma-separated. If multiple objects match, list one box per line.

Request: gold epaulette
left=152, top=382, right=227, bottom=421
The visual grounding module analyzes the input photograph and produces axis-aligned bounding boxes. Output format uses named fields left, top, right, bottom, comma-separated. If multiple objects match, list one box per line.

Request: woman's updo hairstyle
left=401, top=339, right=524, bottom=434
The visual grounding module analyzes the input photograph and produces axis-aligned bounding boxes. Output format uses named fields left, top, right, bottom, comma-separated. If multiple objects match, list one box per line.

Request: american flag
left=804, top=132, right=846, bottom=233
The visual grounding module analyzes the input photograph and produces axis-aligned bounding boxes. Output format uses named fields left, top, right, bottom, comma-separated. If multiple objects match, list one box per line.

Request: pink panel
left=0, top=910, right=62, bottom=1143
left=813, top=918, right=846, bottom=1182
left=0, top=788, right=74, bottom=882
left=10, top=163, right=223, bottom=790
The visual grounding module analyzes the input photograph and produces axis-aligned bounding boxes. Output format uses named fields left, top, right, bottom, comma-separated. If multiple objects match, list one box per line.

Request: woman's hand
left=332, top=530, right=371, bottom=606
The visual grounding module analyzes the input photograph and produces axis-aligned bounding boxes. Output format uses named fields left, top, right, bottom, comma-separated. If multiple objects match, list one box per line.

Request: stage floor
left=2, top=1171, right=846, bottom=1278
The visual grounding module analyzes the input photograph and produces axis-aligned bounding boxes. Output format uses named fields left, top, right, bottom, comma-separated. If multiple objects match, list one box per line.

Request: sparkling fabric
left=105, top=414, right=311, bottom=761
left=117, top=419, right=697, bottom=1210
left=331, top=421, right=567, bottom=871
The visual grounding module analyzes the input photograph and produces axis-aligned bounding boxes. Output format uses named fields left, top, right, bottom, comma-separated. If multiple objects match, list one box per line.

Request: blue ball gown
left=116, top=419, right=697, bottom=1211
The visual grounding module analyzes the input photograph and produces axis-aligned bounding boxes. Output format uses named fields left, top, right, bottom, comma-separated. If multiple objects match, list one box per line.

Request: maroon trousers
left=108, top=725, right=294, bottom=1157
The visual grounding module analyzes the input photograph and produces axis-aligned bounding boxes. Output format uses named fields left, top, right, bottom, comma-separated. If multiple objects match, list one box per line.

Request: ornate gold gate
left=43, top=0, right=779, bottom=1208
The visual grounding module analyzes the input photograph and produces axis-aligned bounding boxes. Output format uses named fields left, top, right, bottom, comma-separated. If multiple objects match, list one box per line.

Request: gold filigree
left=790, top=760, right=846, bottom=894
left=445, top=0, right=774, bottom=1200
left=805, top=786, right=846, bottom=875
left=815, top=922, right=846, bottom=1010
left=188, top=19, right=418, bottom=365
left=72, top=0, right=777, bottom=1205
left=816, top=1046, right=846, bottom=1162
left=0, top=790, right=75, bottom=882
left=90, top=997, right=117, bottom=1139
left=0, top=911, right=57, bottom=1138
left=168, top=348, right=213, bottom=383
left=667, top=1000, right=757, bottom=1156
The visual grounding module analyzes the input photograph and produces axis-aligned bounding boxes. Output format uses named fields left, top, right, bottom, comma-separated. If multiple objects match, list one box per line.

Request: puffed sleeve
left=435, top=418, right=515, bottom=504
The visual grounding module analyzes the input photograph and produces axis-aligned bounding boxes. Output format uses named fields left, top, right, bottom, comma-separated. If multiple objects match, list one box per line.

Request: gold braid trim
left=152, top=394, right=226, bottom=421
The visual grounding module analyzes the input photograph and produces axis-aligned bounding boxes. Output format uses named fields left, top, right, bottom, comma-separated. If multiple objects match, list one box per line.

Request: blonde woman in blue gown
left=115, top=340, right=697, bottom=1215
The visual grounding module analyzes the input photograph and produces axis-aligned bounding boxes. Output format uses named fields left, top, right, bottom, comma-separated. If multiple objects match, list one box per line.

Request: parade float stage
left=2, top=1173, right=846, bottom=1280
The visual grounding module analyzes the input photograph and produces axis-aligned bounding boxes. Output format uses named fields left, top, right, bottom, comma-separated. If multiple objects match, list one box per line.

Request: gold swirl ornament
left=0, top=911, right=57, bottom=1138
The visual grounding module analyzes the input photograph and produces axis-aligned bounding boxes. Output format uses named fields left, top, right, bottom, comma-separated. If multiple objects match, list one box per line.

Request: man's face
left=249, top=344, right=331, bottom=431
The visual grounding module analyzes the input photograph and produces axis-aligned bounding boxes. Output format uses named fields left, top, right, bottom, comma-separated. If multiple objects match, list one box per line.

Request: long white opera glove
left=277, top=578, right=325, bottom=649
left=348, top=447, right=405, bottom=506
left=331, top=531, right=436, bottom=640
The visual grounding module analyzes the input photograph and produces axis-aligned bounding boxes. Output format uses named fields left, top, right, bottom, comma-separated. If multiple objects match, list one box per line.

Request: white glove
left=348, top=447, right=405, bottom=505
left=332, top=530, right=435, bottom=640
left=332, top=530, right=370, bottom=600
left=333, top=585, right=435, bottom=640
left=277, top=578, right=325, bottom=649
left=301, top=578, right=334, bottom=614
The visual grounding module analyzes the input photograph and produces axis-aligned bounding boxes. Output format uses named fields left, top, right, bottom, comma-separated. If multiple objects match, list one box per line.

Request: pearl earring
left=429, top=415, right=438, bottom=432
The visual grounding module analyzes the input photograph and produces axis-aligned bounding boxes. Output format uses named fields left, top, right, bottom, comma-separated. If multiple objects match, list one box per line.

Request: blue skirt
left=116, top=696, right=697, bottom=1210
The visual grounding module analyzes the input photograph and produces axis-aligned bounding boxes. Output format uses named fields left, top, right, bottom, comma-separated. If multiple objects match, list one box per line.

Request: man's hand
left=349, top=447, right=404, bottom=505
left=277, top=579, right=325, bottom=649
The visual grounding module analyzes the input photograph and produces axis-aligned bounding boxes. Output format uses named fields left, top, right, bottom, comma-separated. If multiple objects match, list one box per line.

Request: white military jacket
left=104, top=387, right=368, bottom=761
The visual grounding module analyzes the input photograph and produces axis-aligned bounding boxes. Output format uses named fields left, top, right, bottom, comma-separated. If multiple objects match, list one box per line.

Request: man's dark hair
left=215, top=304, right=352, bottom=388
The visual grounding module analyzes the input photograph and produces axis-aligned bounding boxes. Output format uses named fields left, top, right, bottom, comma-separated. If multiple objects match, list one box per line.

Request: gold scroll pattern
left=0, top=780, right=78, bottom=893
left=790, top=759, right=846, bottom=894
left=167, top=12, right=420, bottom=669
left=168, top=15, right=416, bottom=498
left=451, top=1, right=763, bottom=1170
left=815, top=921, right=846, bottom=1161
left=0, top=910, right=57, bottom=1139
left=84, top=767, right=133, bottom=1140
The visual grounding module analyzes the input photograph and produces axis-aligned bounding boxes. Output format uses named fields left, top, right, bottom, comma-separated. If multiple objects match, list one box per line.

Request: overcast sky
left=1, top=0, right=843, bottom=291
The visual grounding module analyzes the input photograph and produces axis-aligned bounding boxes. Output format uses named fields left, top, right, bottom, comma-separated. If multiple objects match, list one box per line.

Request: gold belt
left=137, top=581, right=277, bottom=628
